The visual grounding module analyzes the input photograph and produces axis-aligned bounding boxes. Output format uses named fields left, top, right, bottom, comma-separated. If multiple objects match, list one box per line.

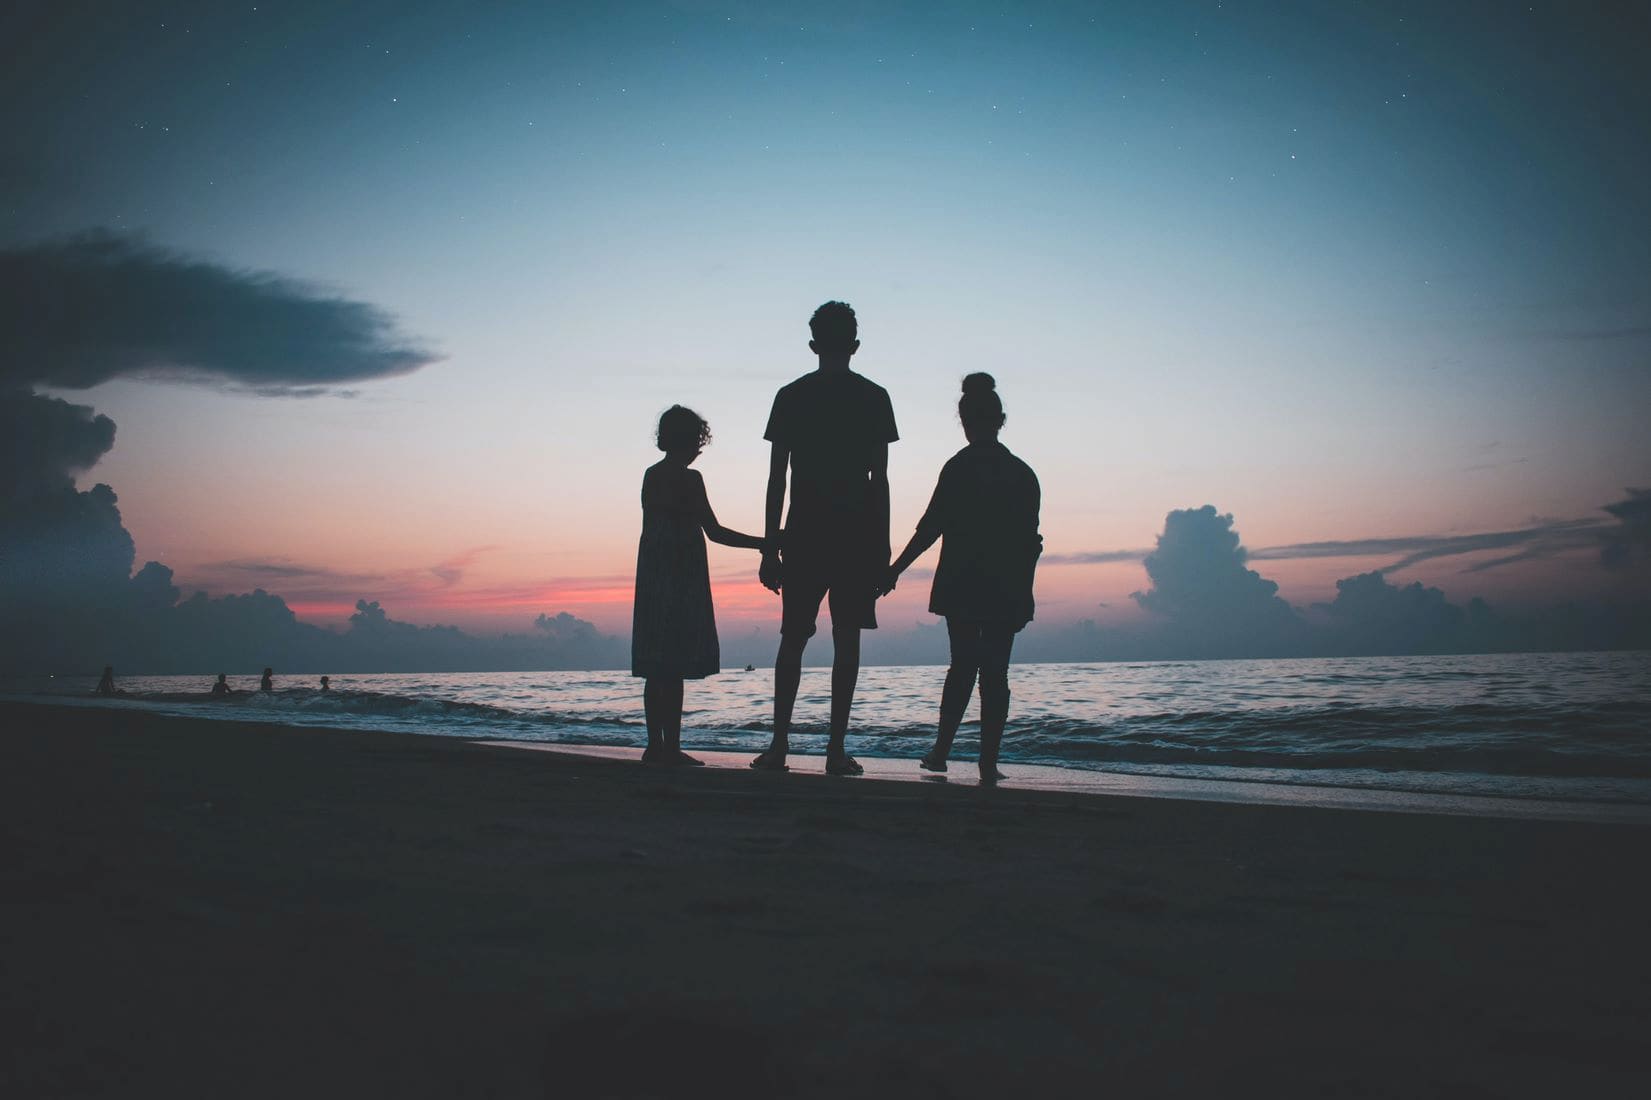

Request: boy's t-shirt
left=764, top=369, right=898, bottom=558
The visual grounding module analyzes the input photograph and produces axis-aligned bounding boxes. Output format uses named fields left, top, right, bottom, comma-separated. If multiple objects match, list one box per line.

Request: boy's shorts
left=780, top=546, right=879, bottom=638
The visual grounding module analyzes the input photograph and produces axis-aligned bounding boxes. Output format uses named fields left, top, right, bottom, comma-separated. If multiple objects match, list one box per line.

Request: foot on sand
left=978, top=766, right=1006, bottom=785
left=749, top=748, right=790, bottom=772
left=919, top=753, right=948, bottom=773
left=641, top=744, right=665, bottom=765
left=826, top=753, right=865, bottom=777
left=670, top=750, right=705, bottom=767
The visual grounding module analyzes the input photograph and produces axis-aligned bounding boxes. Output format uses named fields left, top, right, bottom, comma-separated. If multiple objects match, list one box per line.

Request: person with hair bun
left=632, top=405, right=769, bottom=765
left=882, top=373, right=1042, bottom=783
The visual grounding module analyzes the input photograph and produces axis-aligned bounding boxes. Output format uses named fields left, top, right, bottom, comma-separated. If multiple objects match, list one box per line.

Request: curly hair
left=809, top=300, right=858, bottom=352
left=656, top=405, right=712, bottom=452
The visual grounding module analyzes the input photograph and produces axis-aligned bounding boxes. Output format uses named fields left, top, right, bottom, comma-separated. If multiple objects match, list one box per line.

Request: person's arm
left=759, top=442, right=787, bottom=591
left=879, top=467, right=946, bottom=595
left=1028, top=474, right=1044, bottom=563
left=870, top=441, right=890, bottom=568
left=882, top=528, right=940, bottom=595
left=697, top=476, right=766, bottom=550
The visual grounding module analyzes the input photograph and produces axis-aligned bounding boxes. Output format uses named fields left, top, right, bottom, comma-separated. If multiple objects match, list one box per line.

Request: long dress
left=630, top=465, right=720, bottom=679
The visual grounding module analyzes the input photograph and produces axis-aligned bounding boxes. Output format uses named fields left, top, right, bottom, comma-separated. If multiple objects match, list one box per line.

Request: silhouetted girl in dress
left=884, top=373, right=1042, bottom=782
left=632, top=406, right=767, bottom=765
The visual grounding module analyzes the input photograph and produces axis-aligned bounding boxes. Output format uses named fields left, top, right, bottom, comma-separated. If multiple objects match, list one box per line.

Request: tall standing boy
left=751, top=301, right=898, bottom=775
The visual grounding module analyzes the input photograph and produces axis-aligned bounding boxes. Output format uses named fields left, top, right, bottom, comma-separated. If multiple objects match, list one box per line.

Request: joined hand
left=759, top=552, right=783, bottom=594
left=874, top=565, right=900, bottom=598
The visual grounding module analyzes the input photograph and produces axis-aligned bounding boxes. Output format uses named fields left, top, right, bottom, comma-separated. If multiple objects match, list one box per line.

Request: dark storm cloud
left=0, top=387, right=132, bottom=628
left=0, top=388, right=116, bottom=499
left=1131, top=506, right=1297, bottom=624
left=0, top=231, right=439, bottom=395
left=1319, top=572, right=1480, bottom=655
left=1124, top=506, right=1304, bottom=658
left=324, top=601, right=627, bottom=674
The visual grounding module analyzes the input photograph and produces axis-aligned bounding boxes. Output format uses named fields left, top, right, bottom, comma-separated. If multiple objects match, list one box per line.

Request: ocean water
left=8, top=651, right=1651, bottom=806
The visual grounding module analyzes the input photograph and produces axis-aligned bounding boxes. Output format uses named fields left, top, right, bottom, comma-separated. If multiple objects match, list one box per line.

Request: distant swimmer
left=211, top=673, right=231, bottom=697
left=260, top=668, right=274, bottom=692
left=319, top=675, right=331, bottom=692
left=95, top=666, right=118, bottom=696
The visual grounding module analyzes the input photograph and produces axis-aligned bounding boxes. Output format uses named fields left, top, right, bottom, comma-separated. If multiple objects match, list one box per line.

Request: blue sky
left=3, top=1, right=1647, bottom=645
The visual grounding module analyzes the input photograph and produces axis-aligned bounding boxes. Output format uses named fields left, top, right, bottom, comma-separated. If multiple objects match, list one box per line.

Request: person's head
left=808, top=301, right=860, bottom=363
left=263, top=667, right=272, bottom=676
left=958, top=372, right=1006, bottom=443
left=655, top=405, right=711, bottom=462
left=216, top=673, right=226, bottom=682
left=102, top=666, right=112, bottom=676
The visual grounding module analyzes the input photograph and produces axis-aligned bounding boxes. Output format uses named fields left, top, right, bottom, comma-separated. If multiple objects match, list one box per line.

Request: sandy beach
left=2, top=700, right=1647, bottom=1098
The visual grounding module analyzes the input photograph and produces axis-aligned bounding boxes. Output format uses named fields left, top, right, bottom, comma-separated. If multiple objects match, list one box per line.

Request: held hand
left=759, top=552, right=783, bottom=594
left=874, top=565, right=900, bottom=598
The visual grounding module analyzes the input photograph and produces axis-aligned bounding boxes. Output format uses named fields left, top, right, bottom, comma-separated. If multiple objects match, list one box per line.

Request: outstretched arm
left=878, top=467, right=946, bottom=595
left=882, top=528, right=940, bottom=594
left=699, top=483, right=766, bottom=550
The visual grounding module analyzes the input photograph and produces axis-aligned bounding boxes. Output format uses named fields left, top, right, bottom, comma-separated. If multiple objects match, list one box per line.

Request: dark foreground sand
left=2, top=702, right=1648, bottom=1098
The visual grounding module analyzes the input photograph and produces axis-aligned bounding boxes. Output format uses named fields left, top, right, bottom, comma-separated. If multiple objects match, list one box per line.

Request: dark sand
left=3, top=701, right=1648, bottom=1098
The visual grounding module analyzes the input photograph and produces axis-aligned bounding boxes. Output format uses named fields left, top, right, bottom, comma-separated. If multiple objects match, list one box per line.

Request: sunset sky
left=5, top=1, right=1648, bottom=653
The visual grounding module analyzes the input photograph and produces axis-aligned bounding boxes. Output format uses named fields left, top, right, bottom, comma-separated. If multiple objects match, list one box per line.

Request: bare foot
left=919, top=753, right=948, bottom=773
left=749, top=747, right=789, bottom=771
left=825, top=753, right=865, bottom=777
left=671, top=749, right=705, bottom=767
left=641, top=744, right=665, bottom=765
left=978, top=766, right=1006, bottom=785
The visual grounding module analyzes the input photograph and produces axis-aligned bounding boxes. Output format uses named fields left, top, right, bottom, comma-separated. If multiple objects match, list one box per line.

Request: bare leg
left=661, top=679, right=700, bottom=765
left=753, top=634, right=806, bottom=768
left=927, top=619, right=982, bottom=771
left=976, top=626, right=1016, bottom=783
left=642, top=678, right=666, bottom=763
left=827, top=625, right=861, bottom=754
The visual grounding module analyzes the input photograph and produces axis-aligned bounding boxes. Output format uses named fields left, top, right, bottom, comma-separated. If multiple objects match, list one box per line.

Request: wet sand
left=2, top=700, right=1648, bottom=1098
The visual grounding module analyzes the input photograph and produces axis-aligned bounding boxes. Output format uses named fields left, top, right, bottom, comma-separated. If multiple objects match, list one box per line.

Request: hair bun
left=961, top=372, right=996, bottom=396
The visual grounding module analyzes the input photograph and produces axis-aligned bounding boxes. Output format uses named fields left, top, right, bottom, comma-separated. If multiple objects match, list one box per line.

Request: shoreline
left=3, top=700, right=1649, bottom=1096
left=481, top=741, right=1651, bottom=825
left=10, top=694, right=1648, bottom=825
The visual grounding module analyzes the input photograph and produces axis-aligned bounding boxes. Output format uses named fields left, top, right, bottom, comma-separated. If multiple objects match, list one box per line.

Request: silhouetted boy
left=751, top=302, right=897, bottom=776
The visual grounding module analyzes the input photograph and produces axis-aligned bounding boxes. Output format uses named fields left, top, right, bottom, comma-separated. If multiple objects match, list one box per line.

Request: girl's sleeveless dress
left=631, top=471, right=720, bottom=679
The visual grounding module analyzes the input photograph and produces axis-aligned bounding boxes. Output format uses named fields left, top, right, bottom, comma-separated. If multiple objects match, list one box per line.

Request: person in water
left=632, top=405, right=768, bottom=765
left=260, top=668, right=273, bottom=692
left=95, top=666, right=117, bottom=696
left=210, top=673, right=231, bottom=696
left=319, top=676, right=331, bottom=692
left=882, top=373, right=1042, bottom=783
left=752, top=301, right=899, bottom=776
